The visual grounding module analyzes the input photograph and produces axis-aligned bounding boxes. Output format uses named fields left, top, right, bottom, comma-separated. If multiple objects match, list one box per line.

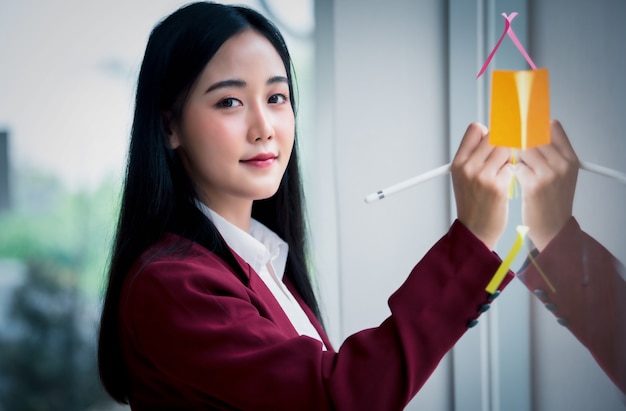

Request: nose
left=247, top=103, right=274, bottom=142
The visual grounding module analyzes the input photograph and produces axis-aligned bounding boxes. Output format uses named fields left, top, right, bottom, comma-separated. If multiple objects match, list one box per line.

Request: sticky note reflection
left=486, top=225, right=529, bottom=294
left=489, top=68, right=551, bottom=149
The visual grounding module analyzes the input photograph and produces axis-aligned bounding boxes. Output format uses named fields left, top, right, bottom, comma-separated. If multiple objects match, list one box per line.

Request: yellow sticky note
left=485, top=225, right=529, bottom=294
left=489, top=68, right=551, bottom=149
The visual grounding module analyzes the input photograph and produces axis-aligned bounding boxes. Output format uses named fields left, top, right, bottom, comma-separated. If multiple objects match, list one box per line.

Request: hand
left=451, top=123, right=514, bottom=250
left=515, top=120, right=579, bottom=251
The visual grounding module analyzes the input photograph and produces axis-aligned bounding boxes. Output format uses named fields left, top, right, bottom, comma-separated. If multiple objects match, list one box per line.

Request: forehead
left=202, top=29, right=287, bottom=81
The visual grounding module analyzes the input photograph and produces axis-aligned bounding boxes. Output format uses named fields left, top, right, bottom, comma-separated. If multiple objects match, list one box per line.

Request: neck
left=198, top=196, right=253, bottom=232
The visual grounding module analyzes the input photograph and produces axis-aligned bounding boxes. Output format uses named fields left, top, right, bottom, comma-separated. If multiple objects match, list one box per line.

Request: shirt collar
left=196, top=202, right=289, bottom=279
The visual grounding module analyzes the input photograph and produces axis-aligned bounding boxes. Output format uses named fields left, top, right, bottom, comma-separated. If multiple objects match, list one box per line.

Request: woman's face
left=169, top=29, right=295, bottom=224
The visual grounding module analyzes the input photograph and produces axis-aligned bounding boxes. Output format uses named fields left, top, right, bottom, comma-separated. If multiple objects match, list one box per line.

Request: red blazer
left=517, top=217, right=626, bottom=394
left=119, top=220, right=513, bottom=410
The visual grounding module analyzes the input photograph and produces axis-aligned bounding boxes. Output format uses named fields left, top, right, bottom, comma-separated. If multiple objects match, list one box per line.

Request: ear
left=169, top=130, right=181, bottom=150
left=162, top=111, right=181, bottom=149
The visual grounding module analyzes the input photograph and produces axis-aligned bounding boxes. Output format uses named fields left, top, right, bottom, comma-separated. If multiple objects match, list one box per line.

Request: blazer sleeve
left=516, top=217, right=626, bottom=394
left=121, top=220, right=513, bottom=411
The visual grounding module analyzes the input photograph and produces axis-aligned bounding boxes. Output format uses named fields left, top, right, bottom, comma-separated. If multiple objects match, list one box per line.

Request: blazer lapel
left=228, top=248, right=300, bottom=339
left=283, top=276, right=335, bottom=352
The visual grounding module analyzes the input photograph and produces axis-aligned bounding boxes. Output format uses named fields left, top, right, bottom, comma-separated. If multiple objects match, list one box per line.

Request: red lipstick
left=241, top=153, right=277, bottom=168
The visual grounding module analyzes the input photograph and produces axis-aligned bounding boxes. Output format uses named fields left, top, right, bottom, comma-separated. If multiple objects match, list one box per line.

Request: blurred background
left=0, top=1, right=313, bottom=410
left=0, top=0, right=624, bottom=410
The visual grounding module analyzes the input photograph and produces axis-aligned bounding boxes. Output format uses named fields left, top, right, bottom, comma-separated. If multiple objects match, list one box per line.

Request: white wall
left=312, top=0, right=453, bottom=409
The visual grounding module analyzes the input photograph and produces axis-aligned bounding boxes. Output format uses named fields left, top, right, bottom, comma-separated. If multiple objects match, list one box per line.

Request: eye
left=268, top=94, right=288, bottom=104
left=216, top=97, right=242, bottom=108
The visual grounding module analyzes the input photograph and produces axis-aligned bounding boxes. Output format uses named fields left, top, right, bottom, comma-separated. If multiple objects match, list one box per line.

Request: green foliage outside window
left=0, top=168, right=121, bottom=411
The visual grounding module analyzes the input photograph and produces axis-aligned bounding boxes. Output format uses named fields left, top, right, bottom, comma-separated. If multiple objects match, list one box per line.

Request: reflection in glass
left=518, top=217, right=626, bottom=394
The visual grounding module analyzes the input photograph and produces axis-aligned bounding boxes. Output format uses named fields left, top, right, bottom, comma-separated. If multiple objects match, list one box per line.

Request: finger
left=496, top=161, right=515, bottom=190
left=514, top=161, right=534, bottom=187
left=518, top=146, right=548, bottom=174
left=484, top=146, right=512, bottom=174
left=544, top=120, right=578, bottom=163
left=453, top=122, right=488, bottom=164
left=537, top=120, right=578, bottom=164
left=516, top=148, right=545, bottom=190
left=470, top=130, right=500, bottom=164
left=461, top=130, right=502, bottom=175
left=528, top=120, right=578, bottom=175
left=534, top=144, right=574, bottom=178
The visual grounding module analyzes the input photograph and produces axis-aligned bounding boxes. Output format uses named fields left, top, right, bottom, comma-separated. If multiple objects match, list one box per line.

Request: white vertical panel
left=448, top=0, right=532, bottom=410
left=448, top=1, right=491, bottom=410
left=316, top=0, right=453, bottom=409
left=332, top=0, right=449, bottom=342
left=312, top=0, right=342, bottom=347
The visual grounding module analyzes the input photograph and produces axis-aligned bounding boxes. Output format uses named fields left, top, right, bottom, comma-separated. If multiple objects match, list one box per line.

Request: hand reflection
left=516, top=120, right=579, bottom=251
left=514, top=120, right=626, bottom=395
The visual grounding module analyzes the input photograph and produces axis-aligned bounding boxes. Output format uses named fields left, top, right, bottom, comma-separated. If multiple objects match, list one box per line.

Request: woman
left=97, top=2, right=539, bottom=409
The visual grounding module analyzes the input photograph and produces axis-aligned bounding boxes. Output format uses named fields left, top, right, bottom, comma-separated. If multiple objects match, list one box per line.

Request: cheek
left=277, top=112, right=295, bottom=148
left=178, top=117, right=241, bottom=179
left=182, top=110, right=239, bottom=155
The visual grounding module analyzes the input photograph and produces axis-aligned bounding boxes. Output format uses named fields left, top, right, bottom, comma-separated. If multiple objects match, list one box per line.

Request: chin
left=253, top=185, right=281, bottom=201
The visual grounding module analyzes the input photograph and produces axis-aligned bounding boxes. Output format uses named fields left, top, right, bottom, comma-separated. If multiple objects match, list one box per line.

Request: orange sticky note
left=489, top=67, right=551, bottom=149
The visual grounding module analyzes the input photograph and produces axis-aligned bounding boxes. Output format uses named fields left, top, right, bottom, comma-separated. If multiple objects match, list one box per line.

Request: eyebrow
left=205, top=76, right=288, bottom=94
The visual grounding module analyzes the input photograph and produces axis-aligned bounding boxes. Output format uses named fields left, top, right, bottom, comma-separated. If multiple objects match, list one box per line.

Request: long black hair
left=97, top=2, right=321, bottom=403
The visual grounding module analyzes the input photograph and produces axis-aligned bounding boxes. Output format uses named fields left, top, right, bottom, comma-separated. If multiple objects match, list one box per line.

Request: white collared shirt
left=196, top=203, right=326, bottom=350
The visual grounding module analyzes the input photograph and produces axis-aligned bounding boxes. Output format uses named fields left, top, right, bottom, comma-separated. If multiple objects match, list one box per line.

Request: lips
left=241, top=153, right=277, bottom=168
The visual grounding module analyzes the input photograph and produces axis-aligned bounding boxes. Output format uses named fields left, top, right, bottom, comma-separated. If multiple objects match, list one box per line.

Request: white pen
left=364, top=163, right=451, bottom=203
left=364, top=160, right=626, bottom=204
left=579, top=160, right=626, bottom=185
